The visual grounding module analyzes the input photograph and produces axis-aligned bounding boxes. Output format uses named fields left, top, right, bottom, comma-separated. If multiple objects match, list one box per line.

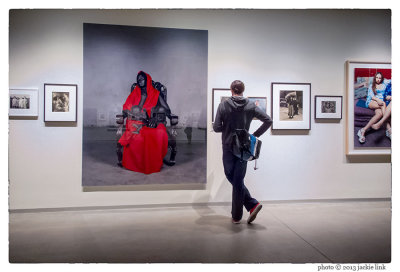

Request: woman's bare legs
left=372, top=102, right=391, bottom=131
left=360, top=101, right=385, bottom=137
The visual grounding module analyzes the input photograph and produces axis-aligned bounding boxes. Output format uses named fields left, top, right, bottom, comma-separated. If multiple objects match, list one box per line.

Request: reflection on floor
left=9, top=200, right=391, bottom=263
left=82, top=127, right=207, bottom=187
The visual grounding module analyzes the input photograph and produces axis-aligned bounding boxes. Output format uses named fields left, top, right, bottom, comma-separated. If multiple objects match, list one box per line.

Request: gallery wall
left=9, top=9, right=391, bottom=210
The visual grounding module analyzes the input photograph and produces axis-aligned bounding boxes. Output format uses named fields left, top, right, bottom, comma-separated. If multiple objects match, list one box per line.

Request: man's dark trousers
left=222, top=146, right=259, bottom=221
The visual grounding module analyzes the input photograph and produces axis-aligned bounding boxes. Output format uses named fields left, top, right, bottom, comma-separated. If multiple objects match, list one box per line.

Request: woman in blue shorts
left=371, top=82, right=391, bottom=140
left=357, top=72, right=387, bottom=143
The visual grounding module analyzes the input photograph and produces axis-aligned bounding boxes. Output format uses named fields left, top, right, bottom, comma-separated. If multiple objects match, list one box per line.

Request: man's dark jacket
left=213, top=96, right=272, bottom=147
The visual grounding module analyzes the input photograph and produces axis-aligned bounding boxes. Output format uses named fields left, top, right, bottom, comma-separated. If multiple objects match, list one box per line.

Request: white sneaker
left=247, top=203, right=262, bottom=224
left=357, top=129, right=366, bottom=144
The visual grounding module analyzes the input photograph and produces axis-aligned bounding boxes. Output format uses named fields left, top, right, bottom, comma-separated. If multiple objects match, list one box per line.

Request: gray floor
left=9, top=200, right=391, bottom=263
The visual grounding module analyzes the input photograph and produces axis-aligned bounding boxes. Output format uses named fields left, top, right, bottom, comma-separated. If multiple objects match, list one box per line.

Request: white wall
left=9, top=9, right=391, bottom=210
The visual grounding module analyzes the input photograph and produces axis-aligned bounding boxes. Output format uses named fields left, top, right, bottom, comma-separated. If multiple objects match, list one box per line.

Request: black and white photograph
left=9, top=88, right=39, bottom=117
left=279, top=91, right=303, bottom=121
left=10, top=95, right=30, bottom=109
left=315, top=95, right=343, bottom=120
left=271, top=82, right=311, bottom=130
left=44, top=83, right=77, bottom=122
left=52, top=92, right=70, bottom=112
left=321, top=101, right=336, bottom=113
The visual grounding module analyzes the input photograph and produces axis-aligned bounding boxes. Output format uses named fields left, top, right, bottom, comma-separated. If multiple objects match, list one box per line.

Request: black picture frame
left=314, top=95, right=343, bottom=120
left=212, top=88, right=230, bottom=122
left=271, top=82, right=311, bottom=130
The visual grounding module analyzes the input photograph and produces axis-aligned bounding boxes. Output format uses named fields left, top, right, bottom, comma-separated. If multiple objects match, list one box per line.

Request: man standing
left=213, top=80, right=272, bottom=224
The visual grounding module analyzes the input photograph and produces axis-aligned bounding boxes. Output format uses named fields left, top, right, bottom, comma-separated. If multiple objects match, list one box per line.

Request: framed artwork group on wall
left=346, top=61, right=391, bottom=156
left=271, top=82, right=311, bottom=130
left=44, top=83, right=78, bottom=122
left=9, top=88, right=39, bottom=117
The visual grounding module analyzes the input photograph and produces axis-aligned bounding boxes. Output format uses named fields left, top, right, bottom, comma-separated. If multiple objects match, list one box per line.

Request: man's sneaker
left=232, top=219, right=241, bottom=224
left=247, top=203, right=262, bottom=224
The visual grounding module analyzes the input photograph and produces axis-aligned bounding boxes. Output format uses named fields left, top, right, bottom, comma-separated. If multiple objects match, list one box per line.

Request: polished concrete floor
left=9, top=200, right=391, bottom=263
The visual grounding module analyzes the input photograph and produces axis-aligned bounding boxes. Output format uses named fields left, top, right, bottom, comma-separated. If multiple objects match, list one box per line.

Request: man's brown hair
left=230, top=80, right=245, bottom=95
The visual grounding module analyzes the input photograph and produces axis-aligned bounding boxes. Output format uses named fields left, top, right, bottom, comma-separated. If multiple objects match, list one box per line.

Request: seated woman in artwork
left=117, top=71, right=171, bottom=174
left=357, top=72, right=388, bottom=143
left=371, top=82, right=391, bottom=140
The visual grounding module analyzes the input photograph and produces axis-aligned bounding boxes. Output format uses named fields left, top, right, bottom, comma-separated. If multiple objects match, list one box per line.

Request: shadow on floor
left=192, top=204, right=267, bottom=233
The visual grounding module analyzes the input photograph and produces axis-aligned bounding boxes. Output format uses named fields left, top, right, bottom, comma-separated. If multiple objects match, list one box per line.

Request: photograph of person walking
left=279, top=90, right=303, bottom=121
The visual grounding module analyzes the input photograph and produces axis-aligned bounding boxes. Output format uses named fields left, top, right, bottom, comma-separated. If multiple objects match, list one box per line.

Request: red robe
left=118, top=72, right=168, bottom=174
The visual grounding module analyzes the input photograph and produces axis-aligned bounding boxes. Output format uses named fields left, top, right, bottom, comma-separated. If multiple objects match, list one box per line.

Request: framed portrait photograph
left=271, top=82, right=311, bottom=130
left=346, top=61, right=391, bottom=156
left=81, top=23, right=208, bottom=188
left=212, top=88, right=231, bottom=122
left=315, top=96, right=342, bottom=120
left=9, top=88, right=39, bottom=117
left=44, top=83, right=77, bottom=122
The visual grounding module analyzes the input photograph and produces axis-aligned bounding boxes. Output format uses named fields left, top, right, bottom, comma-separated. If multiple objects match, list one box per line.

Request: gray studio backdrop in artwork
left=82, top=23, right=208, bottom=187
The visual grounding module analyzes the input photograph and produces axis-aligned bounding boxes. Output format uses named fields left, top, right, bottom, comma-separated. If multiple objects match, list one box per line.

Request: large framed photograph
left=271, top=82, right=311, bottom=130
left=82, top=23, right=208, bottom=188
left=44, top=83, right=77, bottom=122
left=315, top=96, right=342, bottom=120
left=346, top=61, right=391, bottom=156
left=212, top=88, right=231, bottom=122
left=9, top=88, right=39, bottom=117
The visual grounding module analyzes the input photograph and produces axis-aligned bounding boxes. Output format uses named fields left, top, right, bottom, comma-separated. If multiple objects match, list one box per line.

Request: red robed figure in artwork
left=118, top=71, right=168, bottom=174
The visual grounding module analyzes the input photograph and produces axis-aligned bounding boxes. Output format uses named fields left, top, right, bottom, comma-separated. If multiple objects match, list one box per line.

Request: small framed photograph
left=248, top=97, right=267, bottom=120
left=212, top=88, right=231, bottom=122
left=9, top=88, right=39, bottom=117
left=271, top=82, right=311, bottom=130
left=346, top=61, right=391, bottom=156
left=315, top=96, right=342, bottom=120
left=44, top=83, right=78, bottom=122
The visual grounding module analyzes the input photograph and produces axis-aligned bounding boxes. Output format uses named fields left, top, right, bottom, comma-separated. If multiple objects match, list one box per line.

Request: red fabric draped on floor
left=118, top=71, right=168, bottom=174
